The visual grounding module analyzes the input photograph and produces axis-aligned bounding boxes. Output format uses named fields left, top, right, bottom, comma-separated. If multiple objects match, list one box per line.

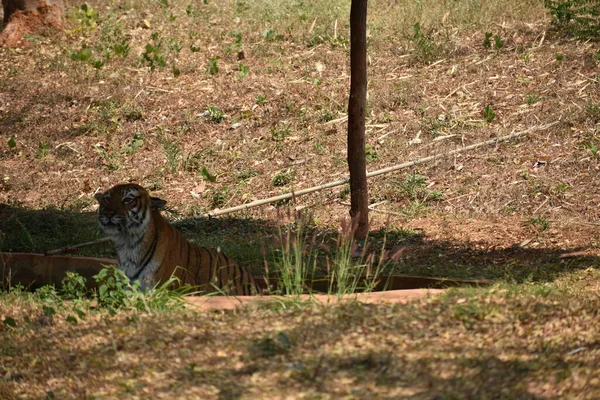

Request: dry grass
left=0, top=0, right=598, bottom=278
left=1, top=269, right=600, bottom=399
left=0, top=1, right=600, bottom=395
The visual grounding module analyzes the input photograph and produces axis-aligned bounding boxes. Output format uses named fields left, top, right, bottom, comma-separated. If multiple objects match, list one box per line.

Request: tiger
left=94, top=183, right=255, bottom=296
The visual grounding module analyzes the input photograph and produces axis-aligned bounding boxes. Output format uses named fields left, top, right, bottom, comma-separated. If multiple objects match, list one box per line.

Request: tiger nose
left=102, top=210, right=116, bottom=218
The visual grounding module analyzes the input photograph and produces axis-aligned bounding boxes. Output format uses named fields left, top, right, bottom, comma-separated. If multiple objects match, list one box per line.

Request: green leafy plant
left=400, top=200, right=427, bottom=219
left=166, top=38, right=183, bottom=54
left=528, top=216, right=550, bottom=232
left=93, top=265, right=131, bottom=311
left=7, top=283, right=25, bottom=293
left=67, top=45, right=93, bottom=62
left=93, top=143, right=121, bottom=170
left=544, top=0, right=600, bottom=39
left=526, top=93, right=541, bottom=105
left=207, top=56, right=220, bottom=75
left=227, top=31, right=244, bottom=53
left=36, top=142, right=49, bottom=159
left=306, top=32, right=325, bottom=47
left=184, top=153, right=217, bottom=182
left=206, top=105, right=224, bottom=123
left=236, top=168, right=258, bottom=181
left=395, top=174, right=443, bottom=202
left=183, top=151, right=203, bottom=172
left=211, top=186, right=229, bottom=208
left=7, top=136, right=16, bottom=148
left=382, top=174, right=443, bottom=219
left=93, top=265, right=188, bottom=314
left=365, top=145, right=379, bottom=163
left=272, top=170, right=294, bottom=187
left=77, top=3, right=99, bottom=27
left=248, top=332, right=292, bottom=358
left=231, top=31, right=243, bottom=44
left=142, top=33, right=166, bottom=71
left=262, top=28, right=283, bottom=42
left=201, top=166, right=217, bottom=182
left=42, top=305, right=57, bottom=318
left=238, top=63, right=249, bottom=79
left=338, top=185, right=350, bottom=199
left=270, top=122, right=291, bottom=141
left=249, top=332, right=291, bottom=358
left=410, top=22, right=441, bottom=63
left=36, top=285, right=60, bottom=301
left=67, top=44, right=108, bottom=69
left=60, top=272, right=88, bottom=300
left=319, top=108, right=336, bottom=123
left=121, top=132, right=144, bottom=155
left=255, top=94, right=267, bottom=105
left=483, top=32, right=493, bottom=49
left=493, top=34, right=504, bottom=49
left=483, top=104, right=496, bottom=123
left=583, top=141, right=599, bottom=158
left=111, top=40, right=130, bottom=57
left=90, top=59, right=104, bottom=69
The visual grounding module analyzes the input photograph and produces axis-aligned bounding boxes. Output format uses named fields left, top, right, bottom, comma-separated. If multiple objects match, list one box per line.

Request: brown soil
left=0, top=1, right=63, bottom=48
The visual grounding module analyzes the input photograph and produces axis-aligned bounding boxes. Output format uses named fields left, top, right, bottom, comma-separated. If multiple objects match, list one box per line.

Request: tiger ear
left=150, top=197, right=167, bottom=210
left=94, top=192, right=104, bottom=203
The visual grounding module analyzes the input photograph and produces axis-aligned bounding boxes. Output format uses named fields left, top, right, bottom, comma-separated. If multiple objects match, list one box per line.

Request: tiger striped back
left=94, top=183, right=255, bottom=296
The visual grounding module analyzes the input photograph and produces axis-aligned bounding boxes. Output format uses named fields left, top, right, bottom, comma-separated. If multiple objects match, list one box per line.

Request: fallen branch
left=189, top=121, right=559, bottom=220
left=44, top=237, right=112, bottom=256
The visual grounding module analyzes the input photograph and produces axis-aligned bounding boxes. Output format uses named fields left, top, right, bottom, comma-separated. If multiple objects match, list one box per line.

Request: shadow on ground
left=1, top=203, right=598, bottom=284
left=3, top=299, right=598, bottom=399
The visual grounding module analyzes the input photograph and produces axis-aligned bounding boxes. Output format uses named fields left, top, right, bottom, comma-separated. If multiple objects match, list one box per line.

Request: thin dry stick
left=189, top=121, right=559, bottom=220
left=532, top=197, right=549, bottom=215
left=44, top=237, right=112, bottom=256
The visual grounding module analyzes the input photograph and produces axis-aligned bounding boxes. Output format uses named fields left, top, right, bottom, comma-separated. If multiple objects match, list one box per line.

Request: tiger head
left=94, top=183, right=167, bottom=236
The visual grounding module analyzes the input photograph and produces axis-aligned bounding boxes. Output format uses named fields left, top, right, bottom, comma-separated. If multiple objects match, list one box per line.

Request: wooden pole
left=44, top=237, right=112, bottom=256
left=348, top=0, right=369, bottom=239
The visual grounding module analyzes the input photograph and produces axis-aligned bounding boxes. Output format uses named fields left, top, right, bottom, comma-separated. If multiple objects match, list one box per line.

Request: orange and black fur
left=94, top=183, right=255, bottom=295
